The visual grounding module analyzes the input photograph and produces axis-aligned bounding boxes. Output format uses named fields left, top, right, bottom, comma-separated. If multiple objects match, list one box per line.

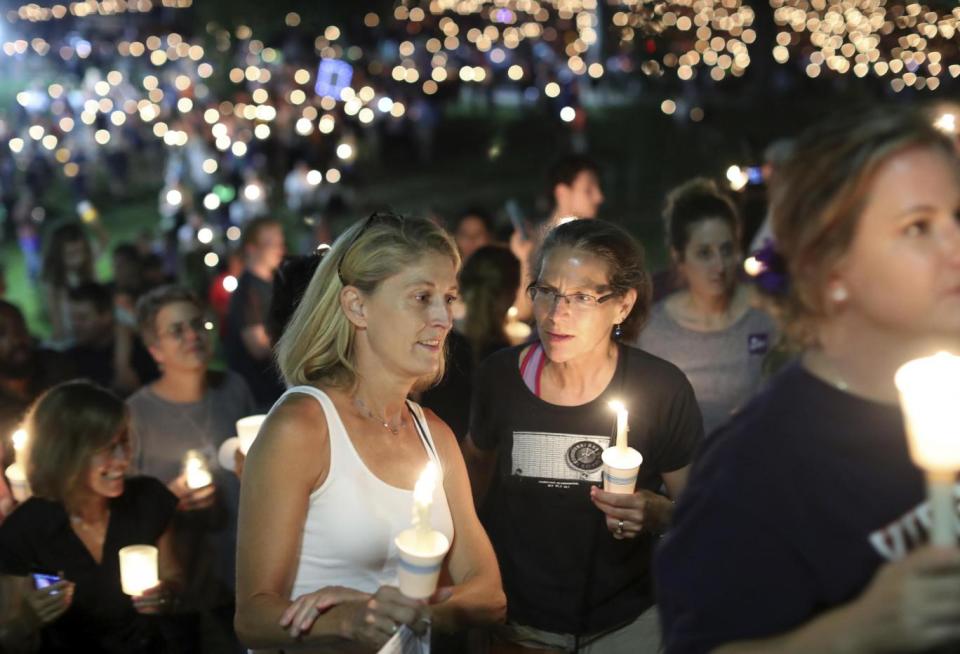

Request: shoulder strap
left=405, top=400, right=440, bottom=463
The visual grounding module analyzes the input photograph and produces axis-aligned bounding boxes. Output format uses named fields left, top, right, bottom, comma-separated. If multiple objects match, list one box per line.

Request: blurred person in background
left=40, top=222, right=100, bottom=346
left=636, top=179, right=777, bottom=436
left=453, top=208, right=496, bottom=262
left=129, top=285, right=255, bottom=653
left=421, top=244, right=521, bottom=442
left=65, top=282, right=159, bottom=397
left=224, top=217, right=286, bottom=410
left=511, top=155, right=605, bottom=321
left=0, top=301, right=74, bottom=518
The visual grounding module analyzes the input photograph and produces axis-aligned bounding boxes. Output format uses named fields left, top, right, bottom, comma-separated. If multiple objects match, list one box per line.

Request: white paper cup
left=217, top=437, right=240, bottom=472
left=394, top=529, right=450, bottom=599
left=119, top=544, right=159, bottom=596
left=601, top=447, right=643, bottom=495
left=236, top=415, right=267, bottom=455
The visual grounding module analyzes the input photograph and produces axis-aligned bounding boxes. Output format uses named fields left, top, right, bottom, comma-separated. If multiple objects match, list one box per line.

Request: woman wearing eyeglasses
left=0, top=381, right=184, bottom=653
left=128, top=285, right=256, bottom=652
left=234, top=213, right=505, bottom=652
left=463, top=219, right=703, bottom=652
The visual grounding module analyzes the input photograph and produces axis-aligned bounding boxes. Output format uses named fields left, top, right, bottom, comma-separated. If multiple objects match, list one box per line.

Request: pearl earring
left=831, top=285, right=848, bottom=303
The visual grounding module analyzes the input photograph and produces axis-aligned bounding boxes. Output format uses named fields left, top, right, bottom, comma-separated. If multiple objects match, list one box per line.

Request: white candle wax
left=895, top=352, right=960, bottom=545
left=118, top=544, right=159, bottom=596
left=609, top=400, right=629, bottom=452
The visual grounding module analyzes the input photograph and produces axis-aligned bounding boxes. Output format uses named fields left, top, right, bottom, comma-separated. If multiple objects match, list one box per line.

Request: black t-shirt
left=225, top=270, right=284, bottom=409
left=470, top=343, right=703, bottom=635
left=421, top=332, right=511, bottom=442
left=0, top=348, right=76, bottom=466
left=0, top=476, right=178, bottom=653
left=66, top=339, right=160, bottom=393
left=655, top=364, right=934, bottom=654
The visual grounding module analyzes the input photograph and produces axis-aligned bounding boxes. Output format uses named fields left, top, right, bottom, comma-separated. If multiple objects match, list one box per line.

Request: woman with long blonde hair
left=235, top=213, right=504, bottom=651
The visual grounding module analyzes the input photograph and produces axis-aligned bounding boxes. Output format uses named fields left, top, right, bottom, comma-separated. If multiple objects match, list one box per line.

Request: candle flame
left=507, top=306, right=519, bottom=320
left=414, top=461, right=438, bottom=506
left=608, top=400, right=625, bottom=413
left=11, top=429, right=26, bottom=452
left=895, top=351, right=960, bottom=473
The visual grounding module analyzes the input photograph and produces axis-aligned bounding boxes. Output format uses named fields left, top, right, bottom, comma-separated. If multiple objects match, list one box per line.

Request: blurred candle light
left=182, top=450, right=212, bottom=490
left=119, top=545, right=159, bottom=595
left=895, top=352, right=960, bottom=546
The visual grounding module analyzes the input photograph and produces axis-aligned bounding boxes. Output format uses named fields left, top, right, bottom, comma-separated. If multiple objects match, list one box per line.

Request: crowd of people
left=0, top=104, right=958, bottom=654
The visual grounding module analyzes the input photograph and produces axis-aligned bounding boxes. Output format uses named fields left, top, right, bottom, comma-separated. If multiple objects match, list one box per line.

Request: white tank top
left=273, top=386, right=455, bottom=599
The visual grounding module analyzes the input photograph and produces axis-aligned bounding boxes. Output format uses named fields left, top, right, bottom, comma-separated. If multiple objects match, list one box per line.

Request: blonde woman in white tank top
left=235, top=214, right=505, bottom=652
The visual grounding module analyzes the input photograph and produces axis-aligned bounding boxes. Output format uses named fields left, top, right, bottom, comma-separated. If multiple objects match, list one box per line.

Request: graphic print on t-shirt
left=747, top=333, right=769, bottom=355
left=868, top=483, right=960, bottom=561
left=511, top=431, right=611, bottom=488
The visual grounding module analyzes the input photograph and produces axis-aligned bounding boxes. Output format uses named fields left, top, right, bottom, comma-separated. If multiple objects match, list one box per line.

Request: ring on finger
left=616, top=519, right=624, bottom=535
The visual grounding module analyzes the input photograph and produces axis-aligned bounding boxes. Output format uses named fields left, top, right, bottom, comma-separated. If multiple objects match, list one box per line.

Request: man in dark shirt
left=224, top=217, right=286, bottom=410
left=65, top=283, right=158, bottom=396
left=0, top=301, right=74, bottom=517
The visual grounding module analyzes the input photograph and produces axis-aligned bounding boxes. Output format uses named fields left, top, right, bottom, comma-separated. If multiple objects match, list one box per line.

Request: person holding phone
left=0, top=381, right=185, bottom=653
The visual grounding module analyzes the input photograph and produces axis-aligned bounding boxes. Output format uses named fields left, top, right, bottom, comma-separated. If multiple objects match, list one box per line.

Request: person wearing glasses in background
left=235, top=213, right=504, bottom=651
left=127, top=285, right=256, bottom=653
left=0, top=381, right=184, bottom=653
left=463, top=219, right=703, bottom=652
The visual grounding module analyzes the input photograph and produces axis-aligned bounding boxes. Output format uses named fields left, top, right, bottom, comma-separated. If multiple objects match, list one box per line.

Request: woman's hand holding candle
left=132, top=581, right=174, bottom=615
left=590, top=486, right=674, bottom=539
left=343, top=586, right=434, bottom=649
left=278, top=585, right=370, bottom=639
left=167, top=475, right=216, bottom=512
left=837, top=546, right=960, bottom=653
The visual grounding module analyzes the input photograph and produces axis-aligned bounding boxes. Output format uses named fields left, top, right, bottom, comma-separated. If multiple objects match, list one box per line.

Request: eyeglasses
left=337, top=212, right=404, bottom=285
left=527, top=284, right=619, bottom=311
left=94, top=433, right=132, bottom=462
left=160, top=317, right=211, bottom=341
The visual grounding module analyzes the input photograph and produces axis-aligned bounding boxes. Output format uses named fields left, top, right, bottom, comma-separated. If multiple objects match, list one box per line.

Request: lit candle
left=5, top=429, right=30, bottom=502
left=895, top=352, right=960, bottom=546
left=182, top=450, right=212, bottom=490
left=394, top=461, right=450, bottom=599
left=118, top=544, right=159, bottom=596
left=609, top=400, right=629, bottom=452
left=413, top=462, right=438, bottom=545
left=504, top=306, right=532, bottom=345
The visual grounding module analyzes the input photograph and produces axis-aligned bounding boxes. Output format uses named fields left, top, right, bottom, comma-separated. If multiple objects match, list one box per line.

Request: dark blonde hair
left=532, top=219, right=652, bottom=341
left=25, top=381, right=128, bottom=502
left=276, top=213, right=460, bottom=390
left=768, top=107, right=959, bottom=346
left=135, top=285, right=202, bottom=346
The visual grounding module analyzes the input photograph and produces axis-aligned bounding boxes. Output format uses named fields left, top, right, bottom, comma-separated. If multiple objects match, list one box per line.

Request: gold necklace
left=353, top=396, right=405, bottom=435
